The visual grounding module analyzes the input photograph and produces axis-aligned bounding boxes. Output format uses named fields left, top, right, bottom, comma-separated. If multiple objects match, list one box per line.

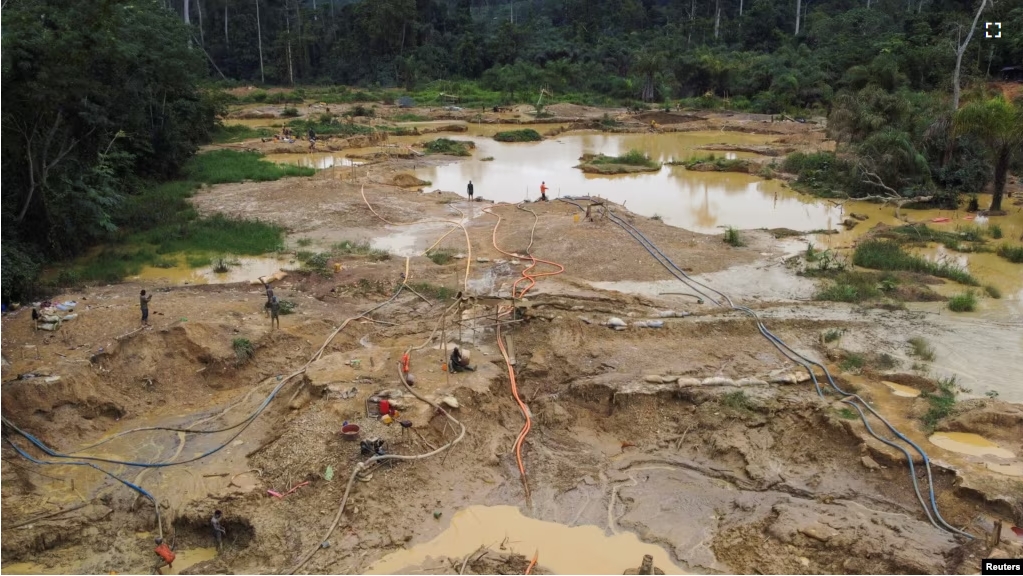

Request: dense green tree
left=1, top=0, right=219, bottom=302
left=954, top=95, right=1023, bottom=212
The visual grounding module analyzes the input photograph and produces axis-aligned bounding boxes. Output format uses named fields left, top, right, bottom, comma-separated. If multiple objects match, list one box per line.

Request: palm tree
left=953, top=95, right=1023, bottom=212
left=634, top=52, right=666, bottom=103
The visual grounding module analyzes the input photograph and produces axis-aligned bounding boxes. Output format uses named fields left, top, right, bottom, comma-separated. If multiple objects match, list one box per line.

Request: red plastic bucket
left=378, top=399, right=391, bottom=415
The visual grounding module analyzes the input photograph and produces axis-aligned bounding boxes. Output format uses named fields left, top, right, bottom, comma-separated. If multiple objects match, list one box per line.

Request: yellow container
left=573, top=214, right=580, bottom=223
left=381, top=414, right=394, bottom=425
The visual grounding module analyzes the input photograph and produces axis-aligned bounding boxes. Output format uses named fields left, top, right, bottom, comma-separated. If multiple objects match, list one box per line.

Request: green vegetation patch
left=332, top=240, right=390, bottom=261
left=683, top=154, right=751, bottom=173
left=423, top=138, right=473, bottom=156
left=908, top=336, right=936, bottom=361
left=996, top=244, right=1023, bottom=264
left=185, top=150, right=314, bottom=184
left=723, top=227, right=745, bottom=247
left=721, top=390, right=755, bottom=411
left=427, top=249, right=456, bottom=265
left=407, top=282, right=455, bottom=300
left=853, top=240, right=978, bottom=286
left=947, top=290, right=977, bottom=312
left=233, top=338, right=255, bottom=360
left=493, top=129, right=543, bottom=142
left=922, top=376, right=960, bottom=430
left=576, top=150, right=661, bottom=174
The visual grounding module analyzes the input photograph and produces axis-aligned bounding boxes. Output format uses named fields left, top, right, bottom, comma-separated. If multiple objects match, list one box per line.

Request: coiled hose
left=559, top=196, right=973, bottom=539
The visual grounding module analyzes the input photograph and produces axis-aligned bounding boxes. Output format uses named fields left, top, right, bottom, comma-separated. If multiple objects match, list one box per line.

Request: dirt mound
left=390, top=173, right=429, bottom=187
left=636, top=111, right=702, bottom=124
left=940, top=400, right=1023, bottom=446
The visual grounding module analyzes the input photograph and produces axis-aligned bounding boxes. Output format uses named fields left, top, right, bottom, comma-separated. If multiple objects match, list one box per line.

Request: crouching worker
left=449, top=347, right=475, bottom=372
left=153, top=537, right=176, bottom=574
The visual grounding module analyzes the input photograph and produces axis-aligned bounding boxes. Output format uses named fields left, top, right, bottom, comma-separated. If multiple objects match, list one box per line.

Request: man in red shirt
left=153, top=537, right=176, bottom=574
left=540, top=181, right=549, bottom=202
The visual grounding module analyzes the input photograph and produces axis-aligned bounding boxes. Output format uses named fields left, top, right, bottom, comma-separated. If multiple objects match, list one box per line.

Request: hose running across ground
left=559, top=196, right=973, bottom=539
left=284, top=362, right=467, bottom=575
left=483, top=203, right=566, bottom=501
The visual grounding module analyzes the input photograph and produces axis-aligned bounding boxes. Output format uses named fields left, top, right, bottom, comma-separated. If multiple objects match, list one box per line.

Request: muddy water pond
left=366, top=505, right=686, bottom=575
left=410, top=131, right=845, bottom=234
left=132, top=256, right=289, bottom=286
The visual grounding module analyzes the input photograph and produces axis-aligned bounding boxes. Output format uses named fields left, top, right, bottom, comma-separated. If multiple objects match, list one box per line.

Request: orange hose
left=525, top=550, right=538, bottom=575
left=485, top=203, right=565, bottom=501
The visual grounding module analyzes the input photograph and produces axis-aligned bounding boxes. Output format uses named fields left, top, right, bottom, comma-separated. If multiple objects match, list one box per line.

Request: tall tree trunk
left=714, top=0, right=720, bottom=39
left=184, top=0, right=192, bottom=48
left=794, top=0, right=801, bottom=35
left=991, top=148, right=1009, bottom=211
left=196, top=0, right=204, bottom=46
left=256, top=0, right=265, bottom=83
left=224, top=4, right=229, bottom=47
left=286, top=2, right=295, bottom=86
left=952, top=0, right=988, bottom=111
left=739, top=0, right=743, bottom=17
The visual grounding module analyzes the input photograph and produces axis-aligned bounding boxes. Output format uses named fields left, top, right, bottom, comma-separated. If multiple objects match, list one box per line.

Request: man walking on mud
left=467, top=180, right=474, bottom=202
left=539, top=181, right=549, bottom=202
left=140, top=289, right=153, bottom=326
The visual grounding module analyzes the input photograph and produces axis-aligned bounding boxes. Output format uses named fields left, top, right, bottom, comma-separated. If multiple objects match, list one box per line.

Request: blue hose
left=2, top=285, right=409, bottom=470
left=3, top=435, right=164, bottom=538
left=560, top=196, right=973, bottom=539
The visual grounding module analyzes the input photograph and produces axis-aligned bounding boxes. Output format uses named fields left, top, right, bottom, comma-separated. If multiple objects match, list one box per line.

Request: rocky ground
left=2, top=102, right=1021, bottom=575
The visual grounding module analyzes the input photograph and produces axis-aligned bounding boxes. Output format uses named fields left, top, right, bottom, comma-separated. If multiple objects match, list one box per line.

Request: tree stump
left=623, top=554, right=664, bottom=575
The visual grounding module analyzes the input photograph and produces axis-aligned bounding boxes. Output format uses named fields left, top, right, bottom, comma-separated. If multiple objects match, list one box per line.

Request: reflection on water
left=411, top=131, right=842, bottom=233
left=366, top=505, right=686, bottom=575
left=264, top=153, right=363, bottom=169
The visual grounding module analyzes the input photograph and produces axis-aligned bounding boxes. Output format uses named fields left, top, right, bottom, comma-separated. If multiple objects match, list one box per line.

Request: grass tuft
left=922, top=376, right=959, bottom=429
left=723, top=227, right=745, bottom=247
left=908, top=336, right=935, bottom=361
left=232, top=338, right=255, bottom=361
left=721, top=390, right=755, bottom=411
left=984, top=284, right=1002, bottom=299
left=996, top=244, right=1023, bottom=263
left=423, top=138, right=473, bottom=156
left=839, top=352, right=865, bottom=372
left=407, top=282, right=455, bottom=300
left=947, top=290, right=977, bottom=312
left=426, top=250, right=455, bottom=265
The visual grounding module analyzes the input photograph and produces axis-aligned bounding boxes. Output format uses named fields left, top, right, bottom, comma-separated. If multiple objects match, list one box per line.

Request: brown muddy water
left=365, top=505, right=686, bottom=575
left=264, top=152, right=364, bottom=169
left=131, top=256, right=289, bottom=286
left=407, top=131, right=841, bottom=234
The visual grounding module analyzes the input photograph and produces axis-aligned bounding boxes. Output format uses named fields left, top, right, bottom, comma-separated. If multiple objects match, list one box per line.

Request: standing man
left=539, top=181, right=549, bottom=202
left=140, top=289, right=153, bottom=326
left=261, top=279, right=275, bottom=316
left=467, top=180, right=474, bottom=202
left=308, top=128, right=317, bottom=150
left=270, top=296, right=281, bottom=330
left=211, top=510, right=226, bottom=550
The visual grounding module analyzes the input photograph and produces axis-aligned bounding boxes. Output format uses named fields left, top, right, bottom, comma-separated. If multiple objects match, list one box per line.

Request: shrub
left=922, top=376, right=959, bottom=429
left=281, top=107, right=300, bottom=118
left=989, top=224, right=1003, bottom=239
left=823, top=328, right=844, bottom=343
left=839, top=352, right=865, bottom=372
left=723, top=227, right=744, bottom=247
left=947, top=290, right=977, bottom=312
left=232, top=338, right=255, bottom=360
left=908, top=336, right=935, bottom=361
left=427, top=250, right=455, bottom=265
left=722, top=391, right=754, bottom=411
left=984, top=284, right=1002, bottom=299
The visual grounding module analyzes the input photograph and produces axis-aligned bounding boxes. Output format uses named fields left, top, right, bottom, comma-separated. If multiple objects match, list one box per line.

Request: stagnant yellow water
left=131, top=256, right=289, bottom=286
left=365, top=505, right=686, bottom=575
left=263, top=152, right=364, bottom=169
left=928, top=432, right=1016, bottom=459
left=0, top=548, right=216, bottom=575
left=882, top=381, right=922, bottom=398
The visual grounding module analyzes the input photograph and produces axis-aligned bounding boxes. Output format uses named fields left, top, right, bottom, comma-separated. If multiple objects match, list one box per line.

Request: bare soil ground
left=3, top=105, right=1021, bottom=575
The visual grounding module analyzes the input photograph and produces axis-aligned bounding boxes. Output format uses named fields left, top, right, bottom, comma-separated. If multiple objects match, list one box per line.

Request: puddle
left=370, top=223, right=455, bottom=258
left=882, top=381, right=922, bottom=398
left=365, top=505, right=686, bottom=575
left=928, top=432, right=1016, bottom=459
left=1, top=562, right=60, bottom=575
left=132, top=256, right=290, bottom=286
left=264, top=153, right=364, bottom=169
left=985, top=461, right=1023, bottom=477
left=167, top=547, right=217, bottom=575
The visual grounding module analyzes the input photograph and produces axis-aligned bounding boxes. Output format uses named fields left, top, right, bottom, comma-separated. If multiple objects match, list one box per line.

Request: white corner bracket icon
left=984, top=22, right=1002, bottom=38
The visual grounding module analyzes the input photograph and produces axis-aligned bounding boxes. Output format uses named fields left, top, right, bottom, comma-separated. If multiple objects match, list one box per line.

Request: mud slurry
left=4, top=104, right=1023, bottom=574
